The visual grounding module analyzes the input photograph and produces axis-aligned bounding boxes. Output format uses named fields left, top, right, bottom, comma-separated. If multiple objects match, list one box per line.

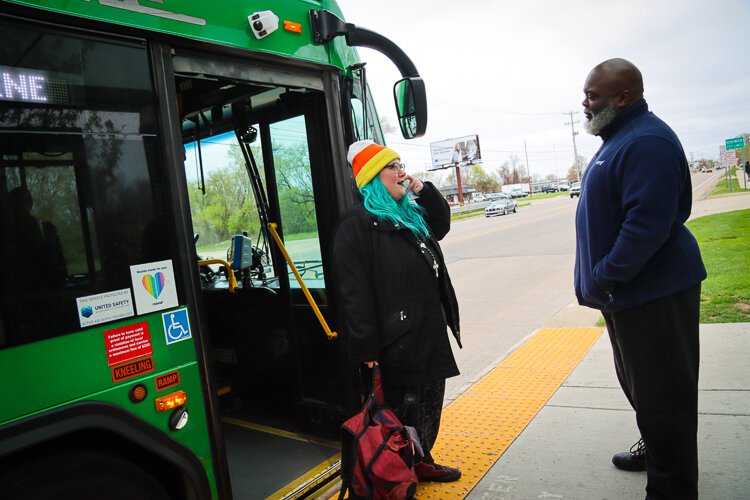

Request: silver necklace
left=418, top=237, right=439, bottom=278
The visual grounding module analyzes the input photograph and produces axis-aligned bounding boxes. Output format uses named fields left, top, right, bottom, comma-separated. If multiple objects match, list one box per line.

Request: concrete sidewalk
left=467, top=318, right=750, bottom=499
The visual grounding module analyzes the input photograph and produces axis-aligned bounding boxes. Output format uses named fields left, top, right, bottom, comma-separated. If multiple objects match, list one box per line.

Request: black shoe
left=612, top=438, right=646, bottom=471
left=415, top=462, right=462, bottom=482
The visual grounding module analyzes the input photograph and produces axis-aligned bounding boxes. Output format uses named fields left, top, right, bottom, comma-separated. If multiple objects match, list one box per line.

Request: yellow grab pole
left=267, top=222, right=337, bottom=340
left=197, top=259, right=238, bottom=293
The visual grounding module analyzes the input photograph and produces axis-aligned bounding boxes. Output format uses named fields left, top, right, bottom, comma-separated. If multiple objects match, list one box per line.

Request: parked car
left=570, top=182, right=581, bottom=198
left=559, top=184, right=569, bottom=191
left=541, top=186, right=558, bottom=193
left=486, top=192, right=511, bottom=201
left=485, top=198, right=518, bottom=217
left=473, top=194, right=487, bottom=202
left=510, top=189, right=527, bottom=198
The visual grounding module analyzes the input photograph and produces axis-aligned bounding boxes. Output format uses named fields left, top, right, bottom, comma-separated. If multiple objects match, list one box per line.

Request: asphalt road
left=441, top=195, right=580, bottom=401
left=440, top=169, right=738, bottom=402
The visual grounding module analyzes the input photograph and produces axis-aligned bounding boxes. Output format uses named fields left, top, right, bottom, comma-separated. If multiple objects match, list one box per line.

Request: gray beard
left=584, top=102, right=617, bottom=135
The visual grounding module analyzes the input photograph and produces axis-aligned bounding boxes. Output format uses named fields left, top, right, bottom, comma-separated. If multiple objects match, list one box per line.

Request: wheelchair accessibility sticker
left=162, top=308, right=191, bottom=345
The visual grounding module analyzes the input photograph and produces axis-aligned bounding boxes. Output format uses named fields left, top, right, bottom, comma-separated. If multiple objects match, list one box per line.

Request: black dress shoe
left=612, top=438, right=646, bottom=471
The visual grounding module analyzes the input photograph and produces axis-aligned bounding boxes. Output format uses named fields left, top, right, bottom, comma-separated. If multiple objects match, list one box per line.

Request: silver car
left=484, top=198, right=518, bottom=217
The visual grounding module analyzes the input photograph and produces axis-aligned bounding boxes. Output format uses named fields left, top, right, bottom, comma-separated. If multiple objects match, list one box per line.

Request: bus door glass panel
left=268, top=116, right=324, bottom=290
left=0, top=20, right=175, bottom=349
left=184, top=128, right=277, bottom=287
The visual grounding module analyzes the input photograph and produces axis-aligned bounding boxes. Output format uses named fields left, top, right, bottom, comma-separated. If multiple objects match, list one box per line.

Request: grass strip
left=687, top=209, right=750, bottom=323
left=710, top=167, right=747, bottom=196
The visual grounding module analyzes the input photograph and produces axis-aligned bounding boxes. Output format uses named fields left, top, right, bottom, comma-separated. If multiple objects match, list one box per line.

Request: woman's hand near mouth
left=404, top=175, right=423, bottom=195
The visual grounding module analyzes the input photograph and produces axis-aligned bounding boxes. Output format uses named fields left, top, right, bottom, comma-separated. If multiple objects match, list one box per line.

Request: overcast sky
left=339, top=0, right=750, bottom=182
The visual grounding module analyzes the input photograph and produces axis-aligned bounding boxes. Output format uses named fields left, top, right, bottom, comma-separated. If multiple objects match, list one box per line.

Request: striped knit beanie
left=347, top=140, right=399, bottom=189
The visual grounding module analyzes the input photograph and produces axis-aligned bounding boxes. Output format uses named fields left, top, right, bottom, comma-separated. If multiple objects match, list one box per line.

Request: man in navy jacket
left=574, top=58, right=706, bottom=499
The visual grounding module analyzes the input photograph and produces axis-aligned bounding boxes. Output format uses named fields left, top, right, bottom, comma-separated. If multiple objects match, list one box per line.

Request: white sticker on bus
left=129, top=260, right=179, bottom=315
left=76, top=288, right=135, bottom=328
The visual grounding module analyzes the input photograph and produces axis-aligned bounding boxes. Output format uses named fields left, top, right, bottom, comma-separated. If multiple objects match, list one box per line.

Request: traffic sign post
left=720, top=148, right=736, bottom=193
left=726, top=137, right=747, bottom=191
left=721, top=137, right=747, bottom=192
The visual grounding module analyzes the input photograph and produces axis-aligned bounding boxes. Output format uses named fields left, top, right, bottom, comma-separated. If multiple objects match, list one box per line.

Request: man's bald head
left=594, top=58, right=643, bottom=99
left=587, top=58, right=644, bottom=107
left=582, top=58, right=645, bottom=135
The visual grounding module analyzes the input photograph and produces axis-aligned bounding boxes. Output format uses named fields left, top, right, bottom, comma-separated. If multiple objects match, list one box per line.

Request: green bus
left=0, top=1, right=426, bottom=498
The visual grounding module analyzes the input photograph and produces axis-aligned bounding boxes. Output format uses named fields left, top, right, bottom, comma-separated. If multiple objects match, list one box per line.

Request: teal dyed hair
left=360, top=176, right=430, bottom=239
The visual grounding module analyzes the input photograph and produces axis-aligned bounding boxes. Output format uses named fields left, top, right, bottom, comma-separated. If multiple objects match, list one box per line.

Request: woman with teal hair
left=333, top=140, right=463, bottom=483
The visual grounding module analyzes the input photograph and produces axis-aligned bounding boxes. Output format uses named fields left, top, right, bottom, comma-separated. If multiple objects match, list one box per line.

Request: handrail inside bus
left=267, top=222, right=337, bottom=341
left=197, top=259, right=238, bottom=293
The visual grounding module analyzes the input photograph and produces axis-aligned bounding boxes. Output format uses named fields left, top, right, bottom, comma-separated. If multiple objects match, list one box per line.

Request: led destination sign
left=0, top=66, right=69, bottom=104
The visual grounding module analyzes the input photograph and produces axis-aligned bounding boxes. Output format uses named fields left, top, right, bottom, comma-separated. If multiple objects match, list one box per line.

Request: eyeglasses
left=385, top=162, right=406, bottom=172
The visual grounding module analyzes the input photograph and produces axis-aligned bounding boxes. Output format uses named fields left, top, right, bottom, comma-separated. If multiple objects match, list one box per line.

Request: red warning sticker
left=104, top=322, right=152, bottom=367
left=111, top=356, right=154, bottom=383
left=155, top=370, right=180, bottom=391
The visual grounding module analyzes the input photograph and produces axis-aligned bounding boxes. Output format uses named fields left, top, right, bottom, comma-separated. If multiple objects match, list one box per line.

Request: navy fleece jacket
left=574, top=99, right=706, bottom=311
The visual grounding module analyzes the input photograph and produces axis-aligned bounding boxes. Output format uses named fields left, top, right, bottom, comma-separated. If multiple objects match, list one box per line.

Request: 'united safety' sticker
left=162, top=308, right=191, bottom=345
left=77, top=288, right=134, bottom=328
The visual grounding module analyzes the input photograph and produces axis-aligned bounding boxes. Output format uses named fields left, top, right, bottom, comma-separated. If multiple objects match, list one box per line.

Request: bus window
left=185, top=128, right=278, bottom=286
left=349, top=77, right=384, bottom=144
left=180, top=79, right=330, bottom=294
left=0, top=20, right=178, bottom=347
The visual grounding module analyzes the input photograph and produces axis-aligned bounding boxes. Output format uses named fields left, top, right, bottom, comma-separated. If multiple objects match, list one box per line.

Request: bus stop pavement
left=467, top=320, right=750, bottom=499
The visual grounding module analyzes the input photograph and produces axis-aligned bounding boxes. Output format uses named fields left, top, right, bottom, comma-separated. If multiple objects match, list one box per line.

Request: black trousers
left=383, top=380, right=446, bottom=464
left=602, top=284, right=700, bottom=500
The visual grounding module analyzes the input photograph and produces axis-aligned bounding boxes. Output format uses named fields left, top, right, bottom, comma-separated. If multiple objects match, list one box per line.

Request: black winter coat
left=332, top=182, right=461, bottom=387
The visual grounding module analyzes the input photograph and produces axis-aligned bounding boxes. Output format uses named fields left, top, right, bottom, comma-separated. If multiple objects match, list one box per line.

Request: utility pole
left=523, top=140, right=532, bottom=196
left=564, top=111, right=580, bottom=181
left=553, top=143, right=558, bottom=185
left=455, top=164, right=464, bottom=205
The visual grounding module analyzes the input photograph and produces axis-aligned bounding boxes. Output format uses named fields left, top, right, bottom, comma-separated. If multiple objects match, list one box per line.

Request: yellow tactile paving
left=418, top=327, right=603, bottom=499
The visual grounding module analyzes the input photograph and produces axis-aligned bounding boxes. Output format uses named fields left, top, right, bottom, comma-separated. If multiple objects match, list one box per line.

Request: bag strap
left=371, top=365, right=386, bottom=407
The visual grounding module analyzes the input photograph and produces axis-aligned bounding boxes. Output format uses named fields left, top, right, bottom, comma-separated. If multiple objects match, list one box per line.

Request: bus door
left=173, top=53, right=344, bottom=498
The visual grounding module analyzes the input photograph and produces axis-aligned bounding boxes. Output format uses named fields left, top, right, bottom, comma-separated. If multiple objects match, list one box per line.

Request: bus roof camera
left=249, top=11, right=279, bottom=40
left=241, top=125, right=258, bottom=144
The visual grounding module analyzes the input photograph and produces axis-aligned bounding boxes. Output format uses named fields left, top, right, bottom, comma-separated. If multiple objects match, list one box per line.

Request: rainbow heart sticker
left=142, top=272, right=166, bottom=299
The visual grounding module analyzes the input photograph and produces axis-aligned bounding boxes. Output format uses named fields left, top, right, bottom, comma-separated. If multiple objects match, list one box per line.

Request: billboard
left=429, top=134, right=481, bottom=170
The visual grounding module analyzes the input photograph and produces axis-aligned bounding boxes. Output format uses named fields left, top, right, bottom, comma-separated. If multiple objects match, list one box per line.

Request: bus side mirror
left=393, top=77, right=427, bottom=139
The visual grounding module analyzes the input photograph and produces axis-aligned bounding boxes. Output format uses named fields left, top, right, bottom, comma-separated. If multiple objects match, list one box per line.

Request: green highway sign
left=726, top=137, right=745, bottom=150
